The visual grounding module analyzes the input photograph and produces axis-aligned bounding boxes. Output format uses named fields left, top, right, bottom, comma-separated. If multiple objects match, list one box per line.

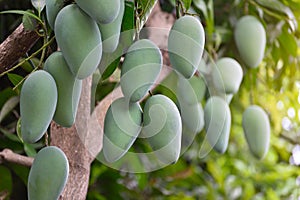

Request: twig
left=0, top=148, right=33, bottom=167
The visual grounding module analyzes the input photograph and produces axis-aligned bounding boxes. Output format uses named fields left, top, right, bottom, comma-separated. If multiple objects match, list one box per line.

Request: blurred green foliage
left=1, top=0, right=300, bottom=199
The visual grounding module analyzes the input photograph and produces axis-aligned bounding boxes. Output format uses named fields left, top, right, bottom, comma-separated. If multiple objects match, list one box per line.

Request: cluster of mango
left=22, top=1, right=124, bottom=199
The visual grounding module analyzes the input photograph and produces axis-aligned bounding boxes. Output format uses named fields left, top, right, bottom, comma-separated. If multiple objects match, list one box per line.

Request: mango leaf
left=193, top=0, right=208, bottom=19
left=278, top=27, right=297, bottom=57
left=31, top=0, right=45, bottom=13
left=0, top=127, right=21, bottom=142
left=0, top=166, right=13, bottom=198
left=7, top=73, right=23, bottom=92
left=137, top=0, right=158, bottom=31
left=0, top=10, right=43, bottom=24
left=181, top=0, right=192, bottom=11
left=122, top=1, right=135, bottom=32
left=22, top=10, right=37, bottom=31
left=24, top=143, right=37, bottom=157
left=0, top=96, right=19, bottom=124
left=255, top=0, right=297, bottom=31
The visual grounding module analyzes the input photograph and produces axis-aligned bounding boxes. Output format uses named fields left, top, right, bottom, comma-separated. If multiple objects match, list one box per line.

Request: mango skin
left=234, top=15, right=266, bottom=68
left=28, top=146, right=69, bottom=200
left=20, top=70, right=57, bottom=143
left=180, top=102, right=204, bottom=134
left=55, top=4, right=102, bottom=79
left=44, top=51, right=82, bottom=127
left=103, top=97, right=142, bottom=163
left=75, top=0, right=120, bottom=24
left=177, top=74, right=206, bottom=105
left=98, top=0, right=124, bottom=53
left=121, top=39, right=162, bottom=102
left=142, top=94, right=182, bottom=164
left=204, top=96, right=231, bottom=154
left=212, top=57, right=243, bottom=94
left=45, top=0, right=64, bottom=30
left=242, top=105, right=270, bottom=159
left=168, top=16, right=205, bottom=79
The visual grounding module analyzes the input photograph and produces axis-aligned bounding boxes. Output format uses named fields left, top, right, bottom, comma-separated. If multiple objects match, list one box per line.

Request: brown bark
left=0, top=23, right=40, bottom=73
left=0, top=148, right=33, bottom=167
left=50, top=77, right=95, bottom=200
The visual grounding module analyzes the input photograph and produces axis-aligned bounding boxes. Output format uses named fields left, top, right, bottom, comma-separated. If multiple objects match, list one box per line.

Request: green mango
left=103, top=97, right=142, bottom=163
left=142, top=94, right=182, bottom=164
left=204, top=96, right=231, bottom=154
left=28, top=146, right=69, bottom=200
left=242, top=105, right=270, bottom=159
left=180, top=101, right=204, bottom=133
left=20, top=70, right=57, bottom=143
left=234, top=15, right=266, bottom=68
left=177, top=74, right=206, bottom=105
left=212, top=57, right=243, bottom=94
left=168, top=16, right=205, bottom=79
left=75, top=0, right=120, bottom=24
left=55, top=4, right=102, bottom=79
left=121, top=39, right=162, bottom=102
left=98, top=0, right=124, bottom=53
left=44, top=51, right=82, bottom=127
left=45, top=0, right=64, bottom=30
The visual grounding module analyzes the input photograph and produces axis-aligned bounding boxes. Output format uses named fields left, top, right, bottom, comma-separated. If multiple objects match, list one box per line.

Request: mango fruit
left=180, top=102, right=204, bottom=134
left=45, top=0, right=64, bottom=30
left=204, top=96, right=231, bottom=154
left=98, top=0, right=124, bottom=53
left=142, top=94, right=182, bottom=164
left=177, top=74, right=206, bottom=105
left=234, top=15, right=266, bottom=68
left=212, top=57, right=243, bottom=94
left=242, top=105, right=270, bottom=159
left=75, top=0, right=120, bottom=24
left=103, top=97, right=142, bottom=163
left=44, top=51, right=82, bottom=127
left=28, top=146, right=69, bottom=200
left=168, top=16, right=205, bottom=79
left=121, top=39, right=162, bottom=102
left=55, top=4, right=102, bottom=79
left=20, top=70, right=57, bottom=143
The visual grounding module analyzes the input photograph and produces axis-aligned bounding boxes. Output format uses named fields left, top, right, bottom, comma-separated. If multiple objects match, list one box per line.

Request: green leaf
left=122, top=1, right=135, bottom=32
left=16, top=118, right=23, bottom=143
left=181, top=0, right=192, bottom=11
left=193, top=0, right=208, bottom=19
left=278, top=27, right=297, bottom=57
left=0, top=166, right=13, bottom=197
left=31, top=0, right=46, bottom=13
left=0, top=10, right=43, bottom=24
left=7, top=73, right=24, bottom=92
left=255, top=0, right=297, bottom=31
left=22, top=10, right=37, bottom=31
left=137, top=0, right=158, bottom=31
left=0, top=127, right=21, bottom=142
left=0, top=96, right=19, bottom=124
left=23, top=143, right=37, bottom=157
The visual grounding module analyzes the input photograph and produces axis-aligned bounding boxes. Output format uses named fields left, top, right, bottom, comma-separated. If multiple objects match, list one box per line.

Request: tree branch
left=0, top=148, right=33, bottom=167
left=0, top=23, right=40, bottom=73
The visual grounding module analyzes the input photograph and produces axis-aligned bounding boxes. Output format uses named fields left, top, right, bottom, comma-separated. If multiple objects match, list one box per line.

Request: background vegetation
left=1, top=0, right=300, bottom=199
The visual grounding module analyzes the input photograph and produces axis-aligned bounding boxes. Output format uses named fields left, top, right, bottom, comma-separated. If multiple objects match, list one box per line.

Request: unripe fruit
left=20, top=70, right=57, bottom=143
left=204, top=96, right=231, bottom=154
left=44, top=52, right=82, bottom=127
left=45, top=0, right=64, bottom=30
left=121, top=39, right=162, bottom=102
left=177, top=74, right=206, bottom=105
left=28, top=146, right=69, bottom=200
left=75, top=0, right=120, bottom=24
left=168, top=16, right=205, bottom=79
left=98, top=0, right=124, bottom=53
left=242, top=105, right=270, bottom=159
left=234, top=15, right=266, bottom=68
left=212, top=57, right=243, bottom=94
left=103, top=97, right=142, bottom=163
left=55, top=4, right=102, bottom=79
left=180, top=102, right=204, bottom=133
left=142, top=95, right=182, bottom=164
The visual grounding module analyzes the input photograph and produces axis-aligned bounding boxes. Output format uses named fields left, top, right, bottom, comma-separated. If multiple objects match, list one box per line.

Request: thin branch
left=0, top=148, right=33, bottom=167
left=0, top=23, right=40, bottom=73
